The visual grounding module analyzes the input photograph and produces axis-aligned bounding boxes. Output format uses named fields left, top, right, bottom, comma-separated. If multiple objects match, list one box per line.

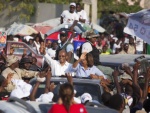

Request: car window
left=36, top=81, right=101, bottom=103
left=13, top=48, right=31, bottom=55
left=74, top=83, right=101, bottom=102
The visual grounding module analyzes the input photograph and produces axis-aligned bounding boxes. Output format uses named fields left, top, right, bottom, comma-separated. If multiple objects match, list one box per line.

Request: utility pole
left=82, top=0, right=97, bottom=24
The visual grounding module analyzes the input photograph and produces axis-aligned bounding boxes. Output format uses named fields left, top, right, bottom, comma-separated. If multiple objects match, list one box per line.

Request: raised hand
left=10, top=47, right=14, bottom=55
left=146, top=67, right=150, bottom=81
left=66, top=73, right=73, bottom=85
left=49, top=82, right=56, bottom=92
left=7, top=73, right=14, bottom=83
left=39, top=45, right=46, bottom=55
left=80, top=53, right=87, bottom=61
left=112, top=69, right=120, bottom=76
left=133, top=62, right=140, bottom=70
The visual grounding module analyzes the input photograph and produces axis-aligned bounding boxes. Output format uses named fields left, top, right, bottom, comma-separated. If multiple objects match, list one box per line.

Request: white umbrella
left=7, top=23, right=38, bottom=36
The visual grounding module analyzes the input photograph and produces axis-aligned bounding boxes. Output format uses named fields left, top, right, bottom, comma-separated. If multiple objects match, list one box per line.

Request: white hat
left=74, top=97, right=81, bottom=104
left=81, top=42, right=93, bottom=53
left=81, top=93, right=92, bottom=104
left=10, top=79, right=32, bottom=98
left=36, top=92, right=54, bottom=103
left=6, top=55, right=19, bottom=66
left=70, top=2, right=76, bottom=7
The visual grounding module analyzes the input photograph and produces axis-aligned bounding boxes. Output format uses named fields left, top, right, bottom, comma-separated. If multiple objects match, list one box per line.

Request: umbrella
left=6, top=23, right=38, bottom=36
left=33, top=26, right=53, bottom=34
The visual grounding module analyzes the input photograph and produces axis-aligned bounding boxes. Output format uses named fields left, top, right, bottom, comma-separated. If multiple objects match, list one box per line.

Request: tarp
left=7, top=23, right=38, bottom=36
left=33, top=26, right=53, bottom=34
left=124, top=9, right=150, bottom=44
left=33, top=18, right=60, bottom=28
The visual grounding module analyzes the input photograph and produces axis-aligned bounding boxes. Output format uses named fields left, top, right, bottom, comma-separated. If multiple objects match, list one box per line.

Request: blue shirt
left=71, top=64, right=106, bottom=78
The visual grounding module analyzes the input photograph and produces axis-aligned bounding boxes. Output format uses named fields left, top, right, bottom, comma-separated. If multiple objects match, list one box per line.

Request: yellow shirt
left=101, top=52, right=110, bottom=55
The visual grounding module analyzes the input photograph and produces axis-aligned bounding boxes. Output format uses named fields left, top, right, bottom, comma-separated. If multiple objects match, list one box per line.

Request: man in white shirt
left=46, top=3, right=84, bottom=36
left=40, top=46, right=72, bottom=76
left=76, top=3, right=89, bottom=32
left=76, top=3, right=89, bottom=25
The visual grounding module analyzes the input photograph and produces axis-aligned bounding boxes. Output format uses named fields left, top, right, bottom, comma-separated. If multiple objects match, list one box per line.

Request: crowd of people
left=0, top=2, right=150, bottom=113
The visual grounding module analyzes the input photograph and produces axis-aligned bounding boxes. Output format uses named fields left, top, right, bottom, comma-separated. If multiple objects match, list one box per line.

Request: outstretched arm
left=112, top=69, right=121, bottom=94
left=72, top=53, right=86, bottom=68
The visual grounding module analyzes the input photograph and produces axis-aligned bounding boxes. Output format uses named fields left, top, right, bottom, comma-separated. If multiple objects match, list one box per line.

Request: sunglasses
left=59, top=55, right=66, bottom=57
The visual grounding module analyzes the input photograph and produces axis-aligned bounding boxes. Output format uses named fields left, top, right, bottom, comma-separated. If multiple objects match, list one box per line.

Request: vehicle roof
left=50, top=77, right=101, bottom=84
left=0, top=101, right=118, bottom=113
left=100, top=54, right=150, bottom=67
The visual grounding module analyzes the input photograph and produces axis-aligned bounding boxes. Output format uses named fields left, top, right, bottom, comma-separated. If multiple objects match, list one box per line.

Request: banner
left=124, top=9, right=150, bottom=44
left=0, top=31, right=7, bottom=52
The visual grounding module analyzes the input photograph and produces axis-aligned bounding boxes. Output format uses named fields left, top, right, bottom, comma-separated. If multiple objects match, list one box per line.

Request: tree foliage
left=98, top=0, right=142, bottom=18
left=0, top=0, right=143, bottom=22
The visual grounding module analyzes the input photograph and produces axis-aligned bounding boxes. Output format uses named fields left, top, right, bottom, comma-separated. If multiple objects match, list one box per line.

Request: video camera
left=134, top=56, right=150, bottom=75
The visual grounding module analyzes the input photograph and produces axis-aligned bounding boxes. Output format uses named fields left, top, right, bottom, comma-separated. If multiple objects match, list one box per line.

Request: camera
left=134, top=56, right=150, bottom=75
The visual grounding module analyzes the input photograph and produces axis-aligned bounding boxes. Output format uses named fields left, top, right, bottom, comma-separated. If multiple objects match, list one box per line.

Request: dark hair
left=59, top=83, right=74, bottom=112
left=143, top=99, right=150, bottom=112
left=0, top=110, right=5, bottom=113
left=76, top=3, right=81, bottom=6
left=101, top=92, right=111, bottom=107
left=109, top=94, right=124, bottom=111
left=86, top=53, right=94, bottom=67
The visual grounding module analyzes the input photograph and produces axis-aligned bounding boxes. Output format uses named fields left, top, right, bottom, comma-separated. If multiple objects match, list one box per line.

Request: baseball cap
left=70, top=2, right=76, bottom=7
left=81, top=93, right=92, bottom=104
left=59, top=28, right=68, bottom=37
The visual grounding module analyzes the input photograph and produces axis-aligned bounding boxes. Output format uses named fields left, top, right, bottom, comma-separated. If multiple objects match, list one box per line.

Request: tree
left=0, top=0, right=143, bottom=23
left=97, top=0, right=142, bottom=18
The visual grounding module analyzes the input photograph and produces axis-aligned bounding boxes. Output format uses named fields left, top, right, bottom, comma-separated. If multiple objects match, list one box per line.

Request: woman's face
left=81, top=58, right=87, bottom=66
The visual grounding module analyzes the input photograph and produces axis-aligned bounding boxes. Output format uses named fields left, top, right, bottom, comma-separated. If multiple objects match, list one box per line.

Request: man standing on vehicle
left=76, top=3, right=89, bottom=31
left=55, top=29, right=74, bottom=64
left=46, top=2, right=84, bottom=36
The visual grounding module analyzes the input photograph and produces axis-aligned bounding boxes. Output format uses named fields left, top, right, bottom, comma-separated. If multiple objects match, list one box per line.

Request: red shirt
left=49, top=104, right=88, bottom=113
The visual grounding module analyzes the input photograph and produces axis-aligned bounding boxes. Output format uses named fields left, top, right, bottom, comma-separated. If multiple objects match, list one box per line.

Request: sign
left=124, top=9, right=150, bottom=44
left=0, top=32, right=7, bottom=52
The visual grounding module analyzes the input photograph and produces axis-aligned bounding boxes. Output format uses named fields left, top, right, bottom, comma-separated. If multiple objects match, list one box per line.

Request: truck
left=5, top=41, right=44, bottom=67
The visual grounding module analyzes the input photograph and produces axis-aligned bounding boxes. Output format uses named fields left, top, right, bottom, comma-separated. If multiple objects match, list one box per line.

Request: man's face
left=76, top=5, right=81, bottom=12
left=70, top=5, right=75, bottom=13
left=90, top=37, right=97, bottom=44
left=60, top=34, right=67, bottom=43
left=46, top=40, right=52, bottom=48
left=58, top=51, right=66, bottom=63
left=24, top=62, right=31, bottom=70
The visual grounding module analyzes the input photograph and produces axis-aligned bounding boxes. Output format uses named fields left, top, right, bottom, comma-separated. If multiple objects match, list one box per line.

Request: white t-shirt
left=135, top=37, right=144, bottom=51
left=112, top=41, right=122, bottom=53
left=61, top=10, right=79, bottom=24
left=76, top=10, right=89, bottom=24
